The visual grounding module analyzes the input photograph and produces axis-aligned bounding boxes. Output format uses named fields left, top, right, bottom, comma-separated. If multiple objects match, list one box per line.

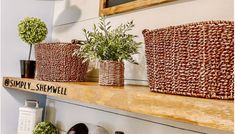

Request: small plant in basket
left=18, top=17, right=48, bottom=78
left=74, top=17, right=141, bottom=86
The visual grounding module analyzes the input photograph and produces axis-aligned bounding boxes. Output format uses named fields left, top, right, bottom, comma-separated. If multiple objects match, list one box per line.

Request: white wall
left=50, top=0, right=233, bottom=134
left=1, top=0, right=54, bottom=133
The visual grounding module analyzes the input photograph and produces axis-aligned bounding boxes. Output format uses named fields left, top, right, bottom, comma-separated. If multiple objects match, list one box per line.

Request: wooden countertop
left=2, top=77, right=234, bottom=132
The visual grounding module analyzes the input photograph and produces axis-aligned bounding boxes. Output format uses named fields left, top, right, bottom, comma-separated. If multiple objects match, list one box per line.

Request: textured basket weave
left=142, top=20, right=234, bottom=99
left=35, top=42, right=89, bottom=82
left=99, top=60, right=124, bottom=86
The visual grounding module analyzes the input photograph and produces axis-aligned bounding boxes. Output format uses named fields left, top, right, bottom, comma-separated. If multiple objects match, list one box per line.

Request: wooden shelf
left=2, top=76, right=234, bottom=132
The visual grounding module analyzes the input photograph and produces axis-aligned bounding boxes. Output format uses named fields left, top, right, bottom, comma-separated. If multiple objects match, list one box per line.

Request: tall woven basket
left=142, top=21, right=234, bottom=99
left=99, top=60, right=124, bottom=86
left=35, top=41, right=89, bottom=82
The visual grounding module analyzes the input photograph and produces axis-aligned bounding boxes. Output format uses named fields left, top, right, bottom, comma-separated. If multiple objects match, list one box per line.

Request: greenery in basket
left=74, top=17, right=141, bottom=64
left=33, top=121, right=58, bottom=134
left=18, top=17, right=48, bottom=60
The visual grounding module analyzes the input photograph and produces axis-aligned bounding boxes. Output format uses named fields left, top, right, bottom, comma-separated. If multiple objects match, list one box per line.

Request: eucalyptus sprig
left=75, top=17, right=141, bottom=64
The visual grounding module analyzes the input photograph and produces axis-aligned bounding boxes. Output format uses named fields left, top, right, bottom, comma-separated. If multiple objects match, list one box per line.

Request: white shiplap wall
left=1, top=0, right=54, bottom=133
left=50, top=0, right=234, bottom=133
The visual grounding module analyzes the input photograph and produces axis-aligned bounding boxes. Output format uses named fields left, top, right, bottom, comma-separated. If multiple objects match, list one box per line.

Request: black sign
left=107, top=0, right=134, bottom=7
left=4, top=79, right=67, bottom=95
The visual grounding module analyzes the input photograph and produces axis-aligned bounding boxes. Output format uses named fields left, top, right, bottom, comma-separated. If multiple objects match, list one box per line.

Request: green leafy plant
left=75, top=17, right=141, bottom=64
left=18, top=17, right=48, bottom=60
left=33, top=121, right=58, bottom=134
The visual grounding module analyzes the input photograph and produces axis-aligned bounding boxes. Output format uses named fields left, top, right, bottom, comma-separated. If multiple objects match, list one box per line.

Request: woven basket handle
left=71, top=39, right=85, bottom=45
left=142, top=29, right=150, bottom=35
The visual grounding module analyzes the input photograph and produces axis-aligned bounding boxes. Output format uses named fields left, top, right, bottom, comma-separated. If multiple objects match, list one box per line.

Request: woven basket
left=142, top=20, right=234, bottom=99
left=99, top=60, right=124, bottom=86
left=35, top=41, right=89, bottom=82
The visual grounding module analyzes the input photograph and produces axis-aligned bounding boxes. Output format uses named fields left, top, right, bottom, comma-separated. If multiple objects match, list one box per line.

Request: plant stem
left=28, top=44, right=32, bottom=61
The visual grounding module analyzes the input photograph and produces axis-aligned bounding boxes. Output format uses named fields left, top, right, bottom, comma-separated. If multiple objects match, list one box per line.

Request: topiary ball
left=18, top=17, right=48, bottom=44
left=33, top=121, right=58, bottom=134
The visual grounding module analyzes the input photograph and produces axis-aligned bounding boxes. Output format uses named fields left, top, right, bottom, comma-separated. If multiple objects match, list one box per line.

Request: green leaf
left=74, top=17, right=142, bottom=64
left=18, top=17, right=48, bottom=44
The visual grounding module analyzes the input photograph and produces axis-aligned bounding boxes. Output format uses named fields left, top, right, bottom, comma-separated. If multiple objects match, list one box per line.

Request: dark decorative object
left=20, top=60, right=36, bottom=78
left=67, top=123, right=88, bottom=134
left=35, top=40, right=89, bottom=82
left=115, top=131, right=125, bottom=134
left=67, top=123, right=109, bottom=134
left=143, top=20, right=234, bottom=99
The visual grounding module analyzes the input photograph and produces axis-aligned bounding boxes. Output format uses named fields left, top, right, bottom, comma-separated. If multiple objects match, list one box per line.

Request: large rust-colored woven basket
left=35, top=42, right=89, bottom=82
left=99, top=60, right=124, bottom=86
left=142, top=20, right=234, bottom=99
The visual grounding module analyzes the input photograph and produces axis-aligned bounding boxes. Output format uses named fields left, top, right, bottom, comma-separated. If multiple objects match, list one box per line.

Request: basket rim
left=99, top=60, right=124, bottom=64
left=36, top=42, right=80, bottom=46
left=142, top=20, right=234, bottom=35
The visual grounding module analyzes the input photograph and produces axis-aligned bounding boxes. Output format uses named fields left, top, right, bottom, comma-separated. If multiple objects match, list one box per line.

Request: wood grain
left=100, top=0, right=175, bottom=16
left=2, top=76, right=234, bottom=132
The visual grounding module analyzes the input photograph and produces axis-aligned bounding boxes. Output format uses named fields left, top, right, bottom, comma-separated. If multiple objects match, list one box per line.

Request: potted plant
left=33, top=121, right=58, bottom=134
left=18, top=17, right=48, bottom=78
left=75, top=17, right=141, bottom=86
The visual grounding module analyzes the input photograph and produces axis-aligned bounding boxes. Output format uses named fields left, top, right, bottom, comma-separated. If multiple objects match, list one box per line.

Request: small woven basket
left=99, top=60, right=124, bottom=86
left=35, top=41, right=89, bottom=82
left=142, top=20, right=234, bottom=99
